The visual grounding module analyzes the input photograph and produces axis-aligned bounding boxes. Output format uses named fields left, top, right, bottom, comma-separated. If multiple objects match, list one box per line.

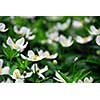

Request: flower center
left=83, top=37, right=88, bottom=41
left=14, top=72, right=21, bottom=79
left=13, top=43, right=17, bottom=49
left=31, top=55, right=40, bottom=61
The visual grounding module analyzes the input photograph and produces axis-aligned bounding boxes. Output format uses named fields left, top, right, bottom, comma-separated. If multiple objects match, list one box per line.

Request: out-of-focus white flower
left=96, top=35, right=100, bottom=46
left=31, top=64, right=48, bottom=79
left=89, top=25, right=100, bottom=35
left=38, top=50, right=58, bottom=59
left=84, top=17, right=91, bottom=23
left=78, top=77, right=93, bottom=83
left=75, top=35, right=93, bottom=44
left=14, top=26, right=35, bottom=40
left=55, top=19, right=71, bottom=31
left=59, top=35, right=73, bottom=47
left=11, top=69, right=24, bottom=83
left=0, top=23, right=8, bottom=32
left=7, top=37, right=28, bottom=52
left=0, top=59, right=9, bottom=75
left=72, top=20, right=83, bottom=28
left=53, top=71, right=66, bottom=83
left=47, top=31, right=59, bottom=44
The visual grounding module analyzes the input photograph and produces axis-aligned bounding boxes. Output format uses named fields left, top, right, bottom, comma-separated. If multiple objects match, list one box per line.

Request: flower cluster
left=0, top=16, right=99, bottom=83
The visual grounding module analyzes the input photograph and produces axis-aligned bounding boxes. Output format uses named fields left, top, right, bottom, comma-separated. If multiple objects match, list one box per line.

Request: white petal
left=55, top=71, right=66, bottom=83
left=20, top=54, right=27, bottom=60
left=1, top=67, right=9, bottom=75
left=27, top=35, right=35, bottom=40
left=20, top=27, right=30, bottom=34
left=47, top=53, right=58, bottom=59
left=39, top=65, right=48, bottom=74
left=0, top=23, right=8, bottom=32
left=31, top=64, right=39, bottom=73
left=38, top=73, right=45, bottom=79
left=14, top=26, right=20, bottom=34
left=59, top=35, right=73, bottom=47
left=72, top=20, right=83, bottom=28
left=75, top=36, right=84, bottom=44
left=53, top=77, right=65, bottom=83
left=84, top=77, right=90, bottom=83
left=28, top=50, right=35, bottom=58
left=78, top=80, right=83, bottom=83
left=90, top=25, right=100, bottom=35
left=22, top=41, right=28, bottom=48
left=16, top=37, right=25, bottom=46
left=96, top=35, right=100, bottom=46
left=38, top=50, right=44, bottom=56
left=18, top=41, right=28, bottom=52
left=84, top=77, right=93, bottom=83
left=0, top=59, right=3, bottom=67
left=7, top=37, right=14, bottom=48
left=89, top=77, right=94, bottom=83
left=75, top=35, right=92, bottom=44
left=24, top=72, right=33, bottom=78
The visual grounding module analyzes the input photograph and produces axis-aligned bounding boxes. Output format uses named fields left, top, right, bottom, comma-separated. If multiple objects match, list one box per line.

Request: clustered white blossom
left=0, top=21, right=97, bottom=83
left=7, top=37, right=28, bottom=52
left=45, top=31, right=74, bottom=47
left=14, top=26, right=35, bottom=40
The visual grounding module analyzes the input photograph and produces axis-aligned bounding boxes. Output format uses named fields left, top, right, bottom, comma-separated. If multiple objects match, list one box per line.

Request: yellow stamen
left=13, top=43, right=17, bottom=49
left=31, top=55, right=40, bottom=61
left=13, top=72, right=21, bottom=79
left=83, top=37, right=88, bottom=41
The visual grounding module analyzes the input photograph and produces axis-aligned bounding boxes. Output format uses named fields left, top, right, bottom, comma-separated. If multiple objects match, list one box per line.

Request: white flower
left=89, top=25, right=100, bottom=35
left=78, top=77, right=93, bottom=83
left=21, top=50, right=58, bottom=61
left=21, top=50, right=44, bottom=62
left=38, top=50, right=58, bottom=59
left=7, top=37, right=28, bottom=52
left=53, top=71, right=66, bottom=83
left=72, top=20, right=83, bottom=28
left=59, top=35, right=73, bottom=47
left=31, top=64, right=48, bottom=79
left=47, top=31, right=59, bottom=44
left=75, top=35, right=93, bottom=44
left=55, top=19, right=71, bottom=31
left=0, top=23, right=8, bottom=32
left=14, top=26, right=35, bottom=40
left=11, top=69, right=24, bottom=83
left=0, top=59, right=9, bottom=75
